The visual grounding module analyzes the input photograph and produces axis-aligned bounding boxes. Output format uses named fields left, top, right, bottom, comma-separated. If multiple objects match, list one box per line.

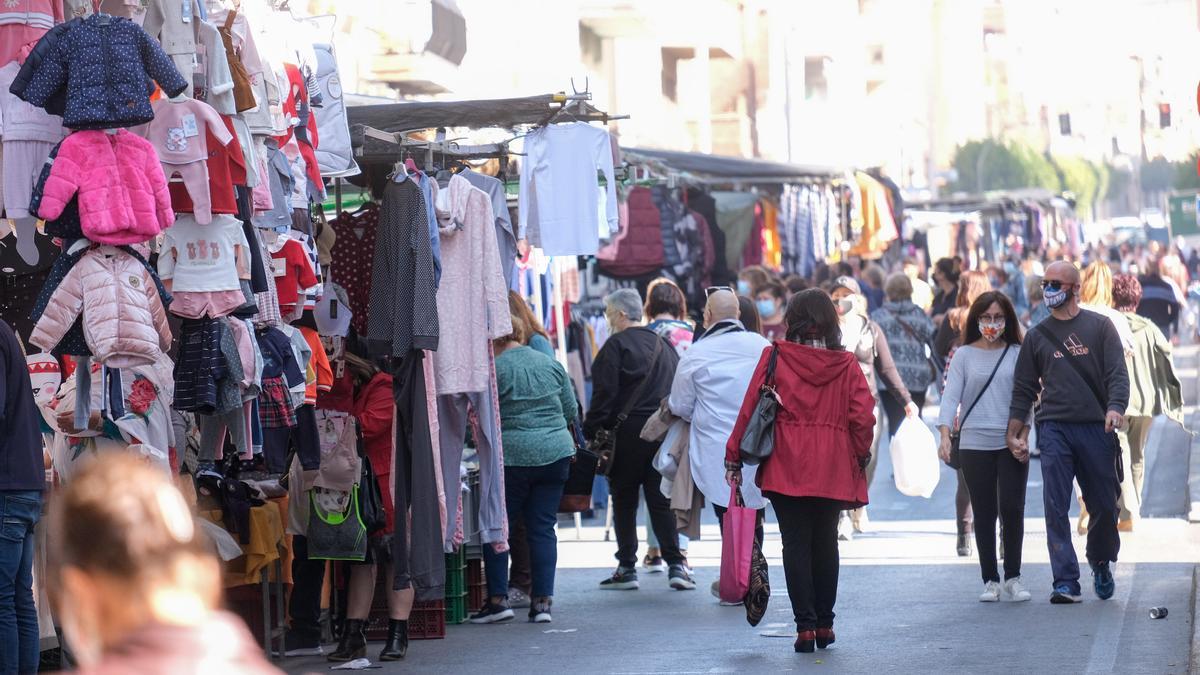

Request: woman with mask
left=930, top=257, right=962, bottom=327
left=931, top=270, right=991, bottom=555
left=755, top=280, right=789, bottom=342
left=828, top=277, right=914, bottom=537
left=47, top=455, right=280, bottom=674
left=938, top=292, right=1031, bottom=603
left=737, top=265, right=771, bottom=298
left=725, top=289, right=876, bottom=653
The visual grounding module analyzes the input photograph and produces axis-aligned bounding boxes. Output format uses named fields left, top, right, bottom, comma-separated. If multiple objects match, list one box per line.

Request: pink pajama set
left=159, top=213, right=251, bottom=319
left=143, top=98, right=233, bottom=224
left=0, top=61, right=64, bottom=219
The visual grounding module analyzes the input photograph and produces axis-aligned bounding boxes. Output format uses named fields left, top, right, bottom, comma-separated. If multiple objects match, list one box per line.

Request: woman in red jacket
left=726, top=289, right=876, bottom=654
left=328, top=350, right=413, bottom=663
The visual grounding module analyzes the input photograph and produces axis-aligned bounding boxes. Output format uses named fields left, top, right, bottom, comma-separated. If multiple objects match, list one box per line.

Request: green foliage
left=951, top=139, right=1059, bottom=193
left=1053, top=156, right=1101, bottom=219
left=1172, top=151, right=1200, bottom=191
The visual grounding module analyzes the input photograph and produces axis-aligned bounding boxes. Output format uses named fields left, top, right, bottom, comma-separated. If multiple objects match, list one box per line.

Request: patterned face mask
left=979, top=319, right=1005, bottom=342
left=1044, top=286, right=1069, bottom=309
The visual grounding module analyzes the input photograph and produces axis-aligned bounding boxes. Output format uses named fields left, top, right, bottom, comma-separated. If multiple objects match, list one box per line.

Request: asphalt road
left=283, top=350, right=1200, bottom=675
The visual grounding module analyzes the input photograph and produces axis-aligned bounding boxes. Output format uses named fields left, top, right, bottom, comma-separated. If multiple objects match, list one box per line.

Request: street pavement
left=284, top=349, right=1200, bottom=675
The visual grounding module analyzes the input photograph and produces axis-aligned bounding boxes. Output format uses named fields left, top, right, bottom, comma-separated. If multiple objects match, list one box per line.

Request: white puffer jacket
left=30, top=248, right=172, bottom=367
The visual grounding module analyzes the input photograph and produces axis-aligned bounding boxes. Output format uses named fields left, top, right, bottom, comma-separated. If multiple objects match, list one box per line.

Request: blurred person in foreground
left=471, top=311, right=579, bottom=624
left=937, top=292, right=1031, bottom=603
left=1008, top=261, right=1128, bottom=605
left=1024, top=274, right=1049, bottom=327
left=667, top=290, right=769, bottom=602
left=726, top=289, right=876, bottom=654
left=830, top=276, right=914, bottom=537
left=1112, top=274, right=1184, bottom=532
left=0, top=319, right=43, bottom=675
left=47, top=454, right=279, bottom=674
left=584, top=289, right=690, bottom=591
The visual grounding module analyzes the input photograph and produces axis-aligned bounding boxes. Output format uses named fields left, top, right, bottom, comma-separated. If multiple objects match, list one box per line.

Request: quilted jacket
left=598, top=186, right=665, bottom=278
left=37, top=130, right=174, bottom=245
left=18, top=13, right=187, bottom=130
left=30, top=248, right=173, bottom=368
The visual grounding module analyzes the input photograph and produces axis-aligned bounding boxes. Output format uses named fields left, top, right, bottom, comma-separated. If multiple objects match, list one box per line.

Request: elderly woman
left=870, top=273, right=937, bottom=438
left=584, top=289, right=688, bottom=591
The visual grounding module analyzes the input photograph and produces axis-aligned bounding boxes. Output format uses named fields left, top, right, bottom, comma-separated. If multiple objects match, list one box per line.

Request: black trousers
left=288, top=535, right=326, bottom=643
left=959, top=448, right=1029, bottom=582
left=768, top=493, right=841, bottom=631
left=608, top=418, right=684, bottom=568
left=881, top=389, right=926, bottom=438
left=714, top=502, right=765, bottom=550
left=390, top=350, right=445, bottom=602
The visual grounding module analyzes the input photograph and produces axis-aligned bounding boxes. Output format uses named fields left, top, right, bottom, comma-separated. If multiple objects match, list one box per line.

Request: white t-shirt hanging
left=518, top=122, right=618, bottom=256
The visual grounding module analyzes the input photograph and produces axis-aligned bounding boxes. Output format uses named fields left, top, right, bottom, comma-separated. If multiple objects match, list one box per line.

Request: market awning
left=346, top=94, right=611, bottom=134
left=622, top=147, right=844, bottom=183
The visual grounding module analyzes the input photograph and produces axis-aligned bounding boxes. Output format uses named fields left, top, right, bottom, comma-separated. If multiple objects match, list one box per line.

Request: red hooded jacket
left=726, top=342, right=876, bottom=507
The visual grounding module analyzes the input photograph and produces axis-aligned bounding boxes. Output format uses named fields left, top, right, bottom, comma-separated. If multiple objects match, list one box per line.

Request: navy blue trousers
left=1038, top=421, right=1121, bottom=594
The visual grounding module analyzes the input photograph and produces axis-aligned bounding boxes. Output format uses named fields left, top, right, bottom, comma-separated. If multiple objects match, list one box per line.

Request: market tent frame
left=621, top=147, right=846, bottom=184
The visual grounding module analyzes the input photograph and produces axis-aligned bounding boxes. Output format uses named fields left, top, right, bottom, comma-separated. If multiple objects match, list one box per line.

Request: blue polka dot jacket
left=17, top=13, right=187, bottom=130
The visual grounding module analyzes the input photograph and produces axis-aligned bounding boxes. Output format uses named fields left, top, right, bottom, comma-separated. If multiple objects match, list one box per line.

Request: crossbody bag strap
left=958, top=344, right=1011, bottom=430
left=613, top=334, right=665, bottom=430
left=1034, top=323, right=1108, bottom=412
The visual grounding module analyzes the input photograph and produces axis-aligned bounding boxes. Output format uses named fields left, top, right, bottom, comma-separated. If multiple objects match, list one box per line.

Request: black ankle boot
left=328, top=619, right=366, bottom=662
left=379, top=619, right=408, bottom=661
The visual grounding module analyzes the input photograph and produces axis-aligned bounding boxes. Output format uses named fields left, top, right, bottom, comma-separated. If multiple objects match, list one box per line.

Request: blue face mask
left=737, top=280, right=752, bottom=296
left=1044, top=285, right=1070, bottom=309
left=756, top=299, right=777, bottom=318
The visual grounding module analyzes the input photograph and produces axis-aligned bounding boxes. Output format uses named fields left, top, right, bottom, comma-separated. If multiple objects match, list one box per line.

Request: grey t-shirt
left=938, top=344, right=1020, bottom=451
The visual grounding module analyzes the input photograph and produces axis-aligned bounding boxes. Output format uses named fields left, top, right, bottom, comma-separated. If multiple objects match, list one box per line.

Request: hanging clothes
left=847, top=172, right=899, bottom=260
left=518, top=122, right=618, bottom=256
left=312, top=42, right=358, bottom=178
left=712, top=191, right=758, bottom=271
left=328, top=205, right=377, bottom=335
left=596, top=186, right=665, bottom=279
left=366, top=179, right=438, bottom=358
left=460, top=168, right=517, bottom=290
left=0, top=228, right=59, bottom=344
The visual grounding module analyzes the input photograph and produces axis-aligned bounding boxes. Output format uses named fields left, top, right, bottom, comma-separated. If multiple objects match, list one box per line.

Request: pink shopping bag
left=719, top=483, right=756, bottom=603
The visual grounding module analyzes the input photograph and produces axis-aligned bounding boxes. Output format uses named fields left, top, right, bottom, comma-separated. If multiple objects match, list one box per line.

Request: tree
left=1053, top=156, right=1101, bottom=219
left=1172, top=151, right=1200, bottom=191
left=951, top=139, right=1059, bottom=193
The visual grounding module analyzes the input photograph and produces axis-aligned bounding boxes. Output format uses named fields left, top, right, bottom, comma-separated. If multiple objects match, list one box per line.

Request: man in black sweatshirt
left=1008, top=262, right=1129, bottom=605
left=0, top=319, right=45, bottom=673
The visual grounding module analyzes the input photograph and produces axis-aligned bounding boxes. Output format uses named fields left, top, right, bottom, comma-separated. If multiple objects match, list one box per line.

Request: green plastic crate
left=444, top=592, right=468, bottom=624
left=445, top=550, right=467, bottom=596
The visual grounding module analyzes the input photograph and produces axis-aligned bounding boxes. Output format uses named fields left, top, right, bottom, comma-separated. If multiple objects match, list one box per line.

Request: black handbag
left=559, top=420, right=598, bottom=513
left=358, top=454, right=387, bottom=535
left=591, top=336, right=664, bottom=476
left=738, top=346, right=780, bottom=466
left=947, top=344, right=1011, bottom=469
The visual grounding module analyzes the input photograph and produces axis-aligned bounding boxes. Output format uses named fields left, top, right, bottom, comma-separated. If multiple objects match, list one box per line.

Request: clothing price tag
left=181, top=114, right=199, bottom=137
left=272, top=257, right=286, bottom=277
left=181, top=0, right=191, bottom=22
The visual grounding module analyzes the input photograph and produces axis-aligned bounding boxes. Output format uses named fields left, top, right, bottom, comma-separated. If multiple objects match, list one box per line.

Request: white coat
left=668, top=324, right=769, bottom=509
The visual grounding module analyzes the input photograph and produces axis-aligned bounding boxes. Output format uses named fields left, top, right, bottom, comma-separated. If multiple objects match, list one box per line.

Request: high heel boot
left=379, top=619, right=408, bottom=661
left=327, top=619, right=366, bottom=662
left=816, top=627, right=836, bottom=649
left=794, top=630, right=816, bottom=653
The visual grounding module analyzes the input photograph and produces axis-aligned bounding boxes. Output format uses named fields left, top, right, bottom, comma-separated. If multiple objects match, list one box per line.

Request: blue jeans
left=1039, top=421, right=1121, bottom=594
left=483, top=458, right=570, bottom=600
left=0, top=490, right=42, bottom=675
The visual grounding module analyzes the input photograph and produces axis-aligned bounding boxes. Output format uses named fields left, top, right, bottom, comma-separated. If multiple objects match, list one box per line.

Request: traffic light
left=1159, top=102, right=1171, bottom=128
left=1058, top=113, right=1071, bottom=135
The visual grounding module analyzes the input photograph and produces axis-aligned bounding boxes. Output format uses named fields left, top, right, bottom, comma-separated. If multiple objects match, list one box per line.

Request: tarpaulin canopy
left=622, top=147, right=843, bottom=183
left=346, top=94, right=610, bottom=134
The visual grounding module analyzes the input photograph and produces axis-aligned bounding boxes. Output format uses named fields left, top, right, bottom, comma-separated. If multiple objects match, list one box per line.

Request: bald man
left=1008, top=261, right=1129, bottom=605
left=667, top=290, right=770, bottom=601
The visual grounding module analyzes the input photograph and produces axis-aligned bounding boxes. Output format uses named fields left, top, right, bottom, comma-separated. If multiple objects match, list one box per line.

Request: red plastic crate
left=366, top=599, right=445, bottom=641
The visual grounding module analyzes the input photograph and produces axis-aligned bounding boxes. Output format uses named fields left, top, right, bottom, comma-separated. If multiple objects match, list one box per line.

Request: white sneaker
left=979, top=581, right=1001, bottom=602
left=1003, top=577, right=1031, bottom=602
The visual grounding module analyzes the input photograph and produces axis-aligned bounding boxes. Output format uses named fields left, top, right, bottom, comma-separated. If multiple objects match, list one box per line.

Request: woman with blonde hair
left=47, top=455, right=279, bottom=674
left=1080, top=261, right=1134, bottom=354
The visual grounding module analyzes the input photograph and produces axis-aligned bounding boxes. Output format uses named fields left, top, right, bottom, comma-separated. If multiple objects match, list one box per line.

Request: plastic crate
left=466, top=559, right=485, bottom=613
left=365, top=599, right=445, bottom=641
left=444, top=592, right=468, bottom=624
left=445, top=549, right=467, bottom=596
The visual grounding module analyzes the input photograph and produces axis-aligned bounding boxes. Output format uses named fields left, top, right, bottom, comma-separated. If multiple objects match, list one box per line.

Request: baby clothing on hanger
left=0, top=61, right=65, bottom=219
left=167, top=115, right=245, bottom=217
left=268, top=235, right=317, bottom=316
left=145, top=97, right=233, bottom=224
left=159, top=214, right=250, bottom=319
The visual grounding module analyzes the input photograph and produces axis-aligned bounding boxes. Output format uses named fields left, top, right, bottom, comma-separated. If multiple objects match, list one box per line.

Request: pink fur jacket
left=37, top=129, right=174, bottom=245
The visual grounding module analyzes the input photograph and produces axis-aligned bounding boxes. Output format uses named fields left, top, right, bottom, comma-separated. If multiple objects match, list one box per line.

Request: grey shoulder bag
left=739, top=346, right=780, bottom=466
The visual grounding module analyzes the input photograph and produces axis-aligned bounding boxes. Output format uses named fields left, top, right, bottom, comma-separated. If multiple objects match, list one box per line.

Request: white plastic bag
left=891, top=417, right=941, bottom=498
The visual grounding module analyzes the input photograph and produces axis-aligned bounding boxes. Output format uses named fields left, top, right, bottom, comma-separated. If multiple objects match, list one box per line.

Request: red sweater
left=727, top=342, right=876, bottom=507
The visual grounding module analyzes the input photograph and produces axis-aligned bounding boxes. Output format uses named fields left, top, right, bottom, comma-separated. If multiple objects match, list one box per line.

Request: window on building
left=805, top=57, right=829, bottom=101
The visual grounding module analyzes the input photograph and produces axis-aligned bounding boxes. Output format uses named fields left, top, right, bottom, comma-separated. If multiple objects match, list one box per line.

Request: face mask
left=1044, top=285, right=1070, bottom=309
left=737, top=280, right=752, bottom=296
left=756, top=299, right=777, bottom=318
left=837, top=297, right=855, bottom=316
left=979, top=319, right=1005, bottom=342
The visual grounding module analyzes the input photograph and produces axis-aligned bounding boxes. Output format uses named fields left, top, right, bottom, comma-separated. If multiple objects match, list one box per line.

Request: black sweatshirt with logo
left=1009, top=310, right=1129, bottom=425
